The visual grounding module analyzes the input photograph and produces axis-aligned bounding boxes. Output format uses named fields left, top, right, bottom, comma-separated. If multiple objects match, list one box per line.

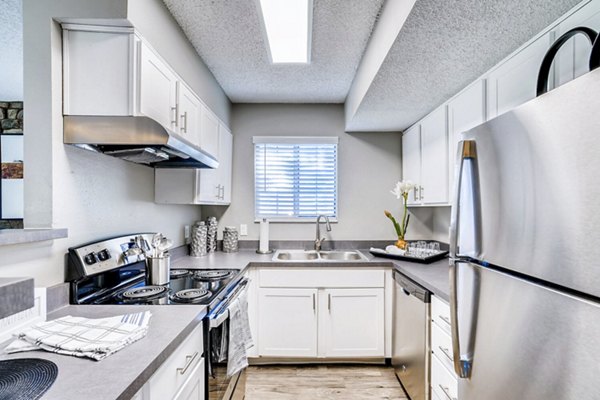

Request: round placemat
left=0, top=358, right=58, bottom=400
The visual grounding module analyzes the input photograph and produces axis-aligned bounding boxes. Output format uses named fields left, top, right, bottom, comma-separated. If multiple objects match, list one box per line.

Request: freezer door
left=452, top=261, right=600, bottom=400
left=458, top=68, right=600, bottom=297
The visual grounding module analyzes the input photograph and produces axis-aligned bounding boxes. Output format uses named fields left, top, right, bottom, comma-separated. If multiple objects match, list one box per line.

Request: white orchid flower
left=391, top=180, right=416, bottom=198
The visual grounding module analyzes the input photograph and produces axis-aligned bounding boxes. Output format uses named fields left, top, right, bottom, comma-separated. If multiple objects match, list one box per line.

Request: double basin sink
left=272, top=249, right=369, bottom=262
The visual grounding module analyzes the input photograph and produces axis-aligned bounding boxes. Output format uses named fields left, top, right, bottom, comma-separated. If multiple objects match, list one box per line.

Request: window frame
left=253, top=136, right=339, bottom=223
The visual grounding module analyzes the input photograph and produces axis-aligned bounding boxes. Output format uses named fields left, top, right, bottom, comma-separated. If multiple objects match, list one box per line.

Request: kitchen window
left=254, top=136, right=338, bottom=221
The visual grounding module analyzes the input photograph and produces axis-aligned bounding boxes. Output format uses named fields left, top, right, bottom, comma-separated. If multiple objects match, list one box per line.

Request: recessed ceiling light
left=258, top=0, right=312, bottom=64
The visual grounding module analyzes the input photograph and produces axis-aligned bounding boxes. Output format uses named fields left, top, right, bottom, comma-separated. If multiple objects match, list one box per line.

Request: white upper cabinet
left=177, top=82, right=202, bottom=145
left=486, top=31, right=554, bottom=119
left=447, top=80, right=486, bottom=192
left=197, top=123, right=233, bottom=205
left=155, top=123, right=233, bottom=205
left=402, top=106, right=448, bottom=206
left=419, top=106, right=448, bottom=205
left=218, top=125, right=233, bottom=203
left=401, top=125, right=421, bottom=205
left=63, top=27, right=135, bottom=116
left=555, top=0, right=600, bottom=87
left=139, top=42, right=179, bottom=131
left=200, top=105, right=220, bottom=159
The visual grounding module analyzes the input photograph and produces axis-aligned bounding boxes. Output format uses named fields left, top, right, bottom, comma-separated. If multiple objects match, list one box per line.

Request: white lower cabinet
left=258, top=288, right=318, bottom=357
left=140, top=323, right=205, bottom=400
left=319, top=288, right=385, bottom=358
left=255, top=268, right=387, bottom=359
left=430, top=295, right=458, bottom=400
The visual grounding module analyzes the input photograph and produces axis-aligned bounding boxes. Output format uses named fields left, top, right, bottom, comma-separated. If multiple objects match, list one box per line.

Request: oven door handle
left=209, top=308, right=230, bottom=329
left=208, top=279, right=249, bottom=329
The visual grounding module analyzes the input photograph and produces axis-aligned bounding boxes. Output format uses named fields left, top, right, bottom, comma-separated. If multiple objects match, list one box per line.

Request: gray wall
left=203, top=104, right=434, bottom=242
left=432, top=206, right=451, bottom=243
left=0, top=0, right=231, bottom=287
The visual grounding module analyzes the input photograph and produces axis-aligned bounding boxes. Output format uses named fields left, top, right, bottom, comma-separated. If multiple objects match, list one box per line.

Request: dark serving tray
left=369, top=248, right=449, bottom=264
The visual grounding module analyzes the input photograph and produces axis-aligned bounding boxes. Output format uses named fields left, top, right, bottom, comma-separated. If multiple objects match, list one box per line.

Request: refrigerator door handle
left=450, top=261, right=467, bottom=378
left=449, top=140, right=477, bottom=258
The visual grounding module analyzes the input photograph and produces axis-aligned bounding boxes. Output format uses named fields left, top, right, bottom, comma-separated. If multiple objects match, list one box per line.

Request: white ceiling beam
left=344, top=0, right=416, bottom=132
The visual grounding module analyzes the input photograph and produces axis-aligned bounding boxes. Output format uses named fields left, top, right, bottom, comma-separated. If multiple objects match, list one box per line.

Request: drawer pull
left=438, top=315, right=451, bottom=326
left=438, top=384, right=457, bottom=400
left=438, top=345, right=454, bottom=362
left=177, top=351, right=198, bottom=375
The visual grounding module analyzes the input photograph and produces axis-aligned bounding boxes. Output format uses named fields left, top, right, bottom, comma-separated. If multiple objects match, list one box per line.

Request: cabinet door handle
left=171, top=106, right=178, bottom=126
left=219, top=185, right=225, bottom=200
left=420, top=186, right=424, bottom=200
left=177, top=351, right=198, bottom=375
left=215, top=185, right=221, bottom=198
left=327, top=293, right=331, bottom=311
left=413, top=187, right=418, bottom=202
left=438, top=384, right=457, bottom=400
left=180, top=111, right=188, bottom=133
left=312, top=293, right=316, bottom=312
left=437, top=345, right=454, bottom=362
left=438, top=315, right=451, bottom=327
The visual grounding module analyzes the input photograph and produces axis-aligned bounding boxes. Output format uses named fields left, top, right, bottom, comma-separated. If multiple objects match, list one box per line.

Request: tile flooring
left=232, top=364, right=408, bottom=400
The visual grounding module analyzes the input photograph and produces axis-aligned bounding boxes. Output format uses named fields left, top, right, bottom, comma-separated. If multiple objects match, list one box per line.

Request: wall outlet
left=184, top=225, right=191, bottom=243
left=240, top=224, right=248, bottom=236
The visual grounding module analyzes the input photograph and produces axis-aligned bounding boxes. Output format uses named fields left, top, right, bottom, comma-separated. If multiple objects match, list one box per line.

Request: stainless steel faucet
left=315, top=215, right=332, bottom=251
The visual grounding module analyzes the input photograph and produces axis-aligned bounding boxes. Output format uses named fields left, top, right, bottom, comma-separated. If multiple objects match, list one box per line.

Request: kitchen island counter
left=0, top=304, right=206, bottom=400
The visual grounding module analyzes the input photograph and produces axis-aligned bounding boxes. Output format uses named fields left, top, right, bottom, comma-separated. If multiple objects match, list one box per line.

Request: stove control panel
left=67, top=233, right=156, bottom=279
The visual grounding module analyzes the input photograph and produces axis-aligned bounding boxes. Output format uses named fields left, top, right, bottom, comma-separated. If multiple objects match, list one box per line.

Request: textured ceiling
left=163, top=0, right=584, bottom=130
left=0, top=0, right=23, bottom=100
left=162, top=0, right=384, bottom=103
left=348, top=0, right=583, bottom=131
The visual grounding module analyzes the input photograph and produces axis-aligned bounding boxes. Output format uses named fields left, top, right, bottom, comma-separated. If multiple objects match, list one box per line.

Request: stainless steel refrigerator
left=449, top=67, right=600, bottom=400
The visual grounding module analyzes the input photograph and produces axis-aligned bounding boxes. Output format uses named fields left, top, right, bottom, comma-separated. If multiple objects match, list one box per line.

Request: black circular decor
left=0, top=358, right=58, bottom=400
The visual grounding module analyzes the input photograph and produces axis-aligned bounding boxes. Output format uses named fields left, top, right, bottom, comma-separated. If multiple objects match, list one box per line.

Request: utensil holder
left=146, top=255, right=170, bottom=285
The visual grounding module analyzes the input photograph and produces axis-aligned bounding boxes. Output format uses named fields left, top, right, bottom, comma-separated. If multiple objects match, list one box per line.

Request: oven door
left=205, top=279, right=250, bottom=400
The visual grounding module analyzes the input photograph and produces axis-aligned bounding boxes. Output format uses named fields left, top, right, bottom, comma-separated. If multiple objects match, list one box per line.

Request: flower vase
left=395, top=238, right=408, bottom=250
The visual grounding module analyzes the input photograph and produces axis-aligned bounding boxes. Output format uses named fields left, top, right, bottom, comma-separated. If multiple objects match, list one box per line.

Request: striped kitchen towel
left=3, top=311, right=152, bottom=361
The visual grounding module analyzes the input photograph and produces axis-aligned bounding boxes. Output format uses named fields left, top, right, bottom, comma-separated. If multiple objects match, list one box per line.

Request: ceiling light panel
left=258, top=0, right=312, bottom=63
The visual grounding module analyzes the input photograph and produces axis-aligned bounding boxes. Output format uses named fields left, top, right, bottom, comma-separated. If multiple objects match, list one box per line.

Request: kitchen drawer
left=431, top=320, right=456, bottom=376
left=147, top=323, right=204, bottom=400
left=431, top=295, right=452, bottom=334
left=431, top=355, right=458, bottom=400
left=259, top=268, right=385, bottom=288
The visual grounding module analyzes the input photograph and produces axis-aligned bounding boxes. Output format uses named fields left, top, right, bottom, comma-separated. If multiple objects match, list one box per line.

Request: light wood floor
left=232, top=365, right=409, bottom=400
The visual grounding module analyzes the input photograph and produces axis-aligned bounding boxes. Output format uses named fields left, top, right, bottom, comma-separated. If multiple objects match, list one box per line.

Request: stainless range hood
left=63, top=115, right=218, bottom=169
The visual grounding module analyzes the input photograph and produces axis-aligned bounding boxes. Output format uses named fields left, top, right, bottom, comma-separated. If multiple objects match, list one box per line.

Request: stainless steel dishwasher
left=392, top=271, right=431, bottom=400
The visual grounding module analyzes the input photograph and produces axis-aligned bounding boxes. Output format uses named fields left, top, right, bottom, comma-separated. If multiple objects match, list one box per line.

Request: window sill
left=254, top=219, right=338, bottom=224
left=0, top=228, right=69, bottom=246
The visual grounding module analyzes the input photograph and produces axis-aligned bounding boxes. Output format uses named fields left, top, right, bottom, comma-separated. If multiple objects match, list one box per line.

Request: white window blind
left=254, top=136, right=338, bottom=221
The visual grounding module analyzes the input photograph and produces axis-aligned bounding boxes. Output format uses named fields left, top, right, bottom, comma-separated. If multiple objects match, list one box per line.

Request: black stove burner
left=171, top=288, right=212, bottom=303
left=122, top=285, right=168, bottom=300
left=170, top=269, right=190, bottom=279
left=193, top=270, right=235, bottom=281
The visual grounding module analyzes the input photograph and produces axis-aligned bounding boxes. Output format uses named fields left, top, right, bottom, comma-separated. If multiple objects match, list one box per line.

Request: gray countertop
left=172, top=249, right=451, bottom=302
left=0, top=304, right=206, bottom=400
